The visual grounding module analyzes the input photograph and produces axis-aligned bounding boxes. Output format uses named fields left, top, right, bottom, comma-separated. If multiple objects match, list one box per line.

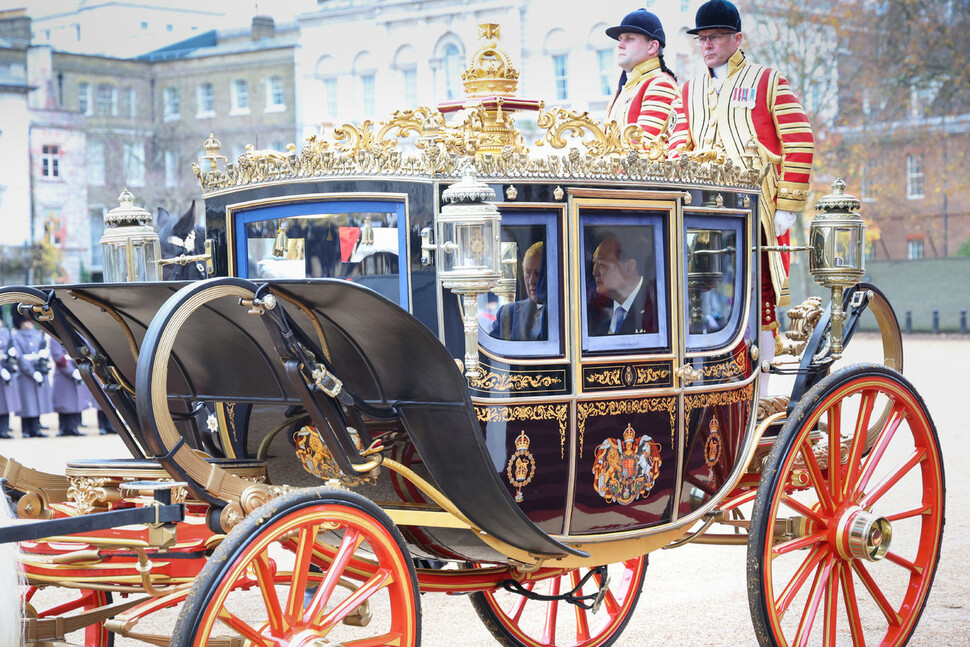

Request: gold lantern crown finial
left=201, top=133, right=227, bottom=171
left=105, top=187, right=153, bottom=227
left=461, top=23, right=519, bottom=98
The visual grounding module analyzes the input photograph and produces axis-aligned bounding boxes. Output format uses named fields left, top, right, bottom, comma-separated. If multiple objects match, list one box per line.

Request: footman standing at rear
left=677, top=0, right=815, bottom=386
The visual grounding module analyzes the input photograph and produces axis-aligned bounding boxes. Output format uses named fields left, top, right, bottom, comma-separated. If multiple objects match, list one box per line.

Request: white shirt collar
left=614, top=276, right=644, bottom=316
left=712, top=62, right=729, bottom=79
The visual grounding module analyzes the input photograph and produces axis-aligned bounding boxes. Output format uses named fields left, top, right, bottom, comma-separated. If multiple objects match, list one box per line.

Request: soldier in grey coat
left=0, top=323, right=20, bottom=439
left=51, top=339, right=93, bottom=437
left=12, top=315, right=53, bottom=438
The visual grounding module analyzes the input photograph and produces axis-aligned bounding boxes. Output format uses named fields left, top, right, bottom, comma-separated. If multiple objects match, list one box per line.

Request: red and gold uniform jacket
left=606, top=57, right=688, bottom=152
left=678, top=51, right=814, bottom=322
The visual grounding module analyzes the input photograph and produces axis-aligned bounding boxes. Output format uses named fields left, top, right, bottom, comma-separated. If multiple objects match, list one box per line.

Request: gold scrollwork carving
left=684, top=385, right=755, bottom=449
left=67, top=477, right=111, bottom=515
left=585, top=366, right=671, bottom=389
left=576, top=397, right=677, bottom=456
left=698, top=353, right=748, bottom=380
left=470, top=370, right=563, bottom=392
left=476, top=403, right=569, bottom=459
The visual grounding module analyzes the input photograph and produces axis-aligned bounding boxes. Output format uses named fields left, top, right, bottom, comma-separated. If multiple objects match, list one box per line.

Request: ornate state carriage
left=0, top=25, right=943, bottom=647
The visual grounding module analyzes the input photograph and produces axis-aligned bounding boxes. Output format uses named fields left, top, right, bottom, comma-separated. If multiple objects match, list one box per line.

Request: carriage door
left=677, top=203, right=758, bottom=520
left=567, top=194, right=679, bottom=537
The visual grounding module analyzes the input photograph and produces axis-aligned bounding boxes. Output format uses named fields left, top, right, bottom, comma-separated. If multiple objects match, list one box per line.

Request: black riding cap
left=605, top=9, right=666, bottom=48
left=687, top=0, right=742, bottom=35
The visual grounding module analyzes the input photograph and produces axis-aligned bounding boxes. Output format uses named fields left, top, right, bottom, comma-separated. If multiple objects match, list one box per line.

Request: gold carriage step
left=65, top=457, right=266, bottom=480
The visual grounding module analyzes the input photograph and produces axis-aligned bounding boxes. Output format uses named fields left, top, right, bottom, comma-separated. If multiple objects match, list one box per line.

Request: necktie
left=611, top=306, right=626, bottom=334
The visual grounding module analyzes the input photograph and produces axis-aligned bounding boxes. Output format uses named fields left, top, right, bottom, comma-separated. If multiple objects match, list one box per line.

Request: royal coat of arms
left=592, top=423, right=662, bottom=505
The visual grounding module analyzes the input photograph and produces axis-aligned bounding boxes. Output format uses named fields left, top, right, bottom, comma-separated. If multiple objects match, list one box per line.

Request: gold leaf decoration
left=476, top=403, right=569, bottom=459
left=576, top=397, right=677, bottom=456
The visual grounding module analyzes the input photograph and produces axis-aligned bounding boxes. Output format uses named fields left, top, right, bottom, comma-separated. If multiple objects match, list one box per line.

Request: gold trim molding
left=476, top=403, right=569, bottom=459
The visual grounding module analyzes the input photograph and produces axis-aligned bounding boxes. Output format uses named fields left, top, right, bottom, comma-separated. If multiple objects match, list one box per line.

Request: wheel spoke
left=826, top=402, right=843, bottom=502
left=316, top=568, right=392, bottom=630
left=304, top=528, right=363, bottom=625
left=799, top=438, right=836, bottom=514
left=794, top=553, right=834, bottom=647
left=823, top=562, right=839, bottom=647
left=859, top=448, right=924, bottom=509
left=842, top=390, right=876, bottom=499
left=594, top=568, right=621, bottom=616
left=773, top=528, right=828, bottom=557
left=775, top=545, right=827, bottom=617
left=252, top=551, right=285, bottom=634
left=839, top=563, right=866, bottom=647
left=848, top=404, right=905, bottom=501
left=217, top=607, right=274, bottom=646
left=851, top=561, right=903, bottom=626
left=571, top=570, right=592, bottom=643
left=507, top=581, right=534, bottom=624
left=885, top=504, right=933, bottom=523
left=885, top=551, right=923, bottom=576
left=285, top=523, right=320, bottom=624
left=541, top=575, right=561, bottom=645
left=779, top=494, right=828, bottom=526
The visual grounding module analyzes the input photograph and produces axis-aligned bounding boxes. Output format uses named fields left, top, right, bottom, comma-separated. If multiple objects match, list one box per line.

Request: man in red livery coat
left=678, top=0, right=814, bottom=386
left=605, top=9, right=687, bottom=152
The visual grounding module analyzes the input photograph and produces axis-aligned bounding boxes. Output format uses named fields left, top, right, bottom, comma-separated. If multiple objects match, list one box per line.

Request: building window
left=323, top=77, right=338, bottom=118
left=598, top=49, right=614, bottom=96
left=266, top=75, right=285, bottom=110
left=231, top=79, right=249, bottom=114
left=907, top=238, right=924, bottom=260
left=197, top=82, right=214, bottom=117
left=553, top=54, right=569, bottom=100
left=443, top=44, right=462, bottom=101
left=403, top=68, right=417, bottom=106
left=123, top=141, right=145, bottom=187
left=89, top=208, right=105, bottom=270
left=87, top=140, right=104, bottom=186
left=164, top=150, right=178, bottom=188
left=120, top=87, right=135, bottom=117
left=361, top=73, right=375, bottom=116
left=78, top=82, right=92, bottom=115
left=42, top=145, right=60, bottom=177
left=163, top=86, right=180, bottom=120
left=96, top=83, right=117, bottom=116
left=906, top=153, right=924, bottom=199
left=681, top=0, right=690, bottom=10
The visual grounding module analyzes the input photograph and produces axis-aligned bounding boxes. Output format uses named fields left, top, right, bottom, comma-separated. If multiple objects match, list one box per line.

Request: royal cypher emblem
left=506, top=430, right=536, bottom=503
left=705, top=415, right=722, bottom=476
left=592, top=423, right=662, bottom=505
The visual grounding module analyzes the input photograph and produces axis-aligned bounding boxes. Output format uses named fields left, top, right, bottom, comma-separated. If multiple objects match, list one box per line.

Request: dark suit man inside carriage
left=588, top=232, right=658, bottom=336
left=490, top=241, right=546, bottom=341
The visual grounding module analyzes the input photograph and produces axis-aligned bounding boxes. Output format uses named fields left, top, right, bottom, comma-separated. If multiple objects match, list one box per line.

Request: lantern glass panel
left=455, top=222, right=493, bottom=272
left=101, top=240, right=128, bottom=283
left=834, top=227, right=859, bottom=269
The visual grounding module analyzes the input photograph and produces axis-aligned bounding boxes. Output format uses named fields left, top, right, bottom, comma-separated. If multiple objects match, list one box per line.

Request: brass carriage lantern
left=434, top=166, right=502, bottom=378
left=809, top=178, right=866, bottom=359
left=99, top=188, right=161, bottom=282
left=494, top=241, right=519, bottom=302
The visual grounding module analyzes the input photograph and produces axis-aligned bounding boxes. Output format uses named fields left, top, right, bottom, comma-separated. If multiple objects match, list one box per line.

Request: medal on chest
left=731, top=85, right=757, bottom=109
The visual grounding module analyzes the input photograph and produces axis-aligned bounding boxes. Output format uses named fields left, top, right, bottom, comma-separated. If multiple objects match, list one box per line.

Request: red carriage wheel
left=748, top=365, right=944, bottom=646
left=23, top=586, right=114, bottom=646
left=469, top=555, right=647, bottom=647
left=171, top=488, right=420, bottom=647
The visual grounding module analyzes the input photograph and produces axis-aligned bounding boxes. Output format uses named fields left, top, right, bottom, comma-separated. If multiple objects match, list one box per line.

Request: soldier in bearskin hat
left=677, top=0, right=815, bottom=391
left=604, top=9, right=687, bottom=150
left=11, top=309, right=53, bottom=438
left=0, top=315, right=20, bottom=439
left=50, top=338, right=94, bottom=437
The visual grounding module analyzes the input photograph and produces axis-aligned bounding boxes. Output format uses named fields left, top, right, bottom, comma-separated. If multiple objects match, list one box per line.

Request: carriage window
left=234, top=200, right=408, bottom=307
left=581, top=212, right=668, bottom=352
left=685, top=215, right=745, bottom=350
left=477, top=212, right=560, bottom=357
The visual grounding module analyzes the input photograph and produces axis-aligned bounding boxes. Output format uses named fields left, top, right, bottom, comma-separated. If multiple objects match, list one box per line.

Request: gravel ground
left=4, top=334, right=967, bottom=646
